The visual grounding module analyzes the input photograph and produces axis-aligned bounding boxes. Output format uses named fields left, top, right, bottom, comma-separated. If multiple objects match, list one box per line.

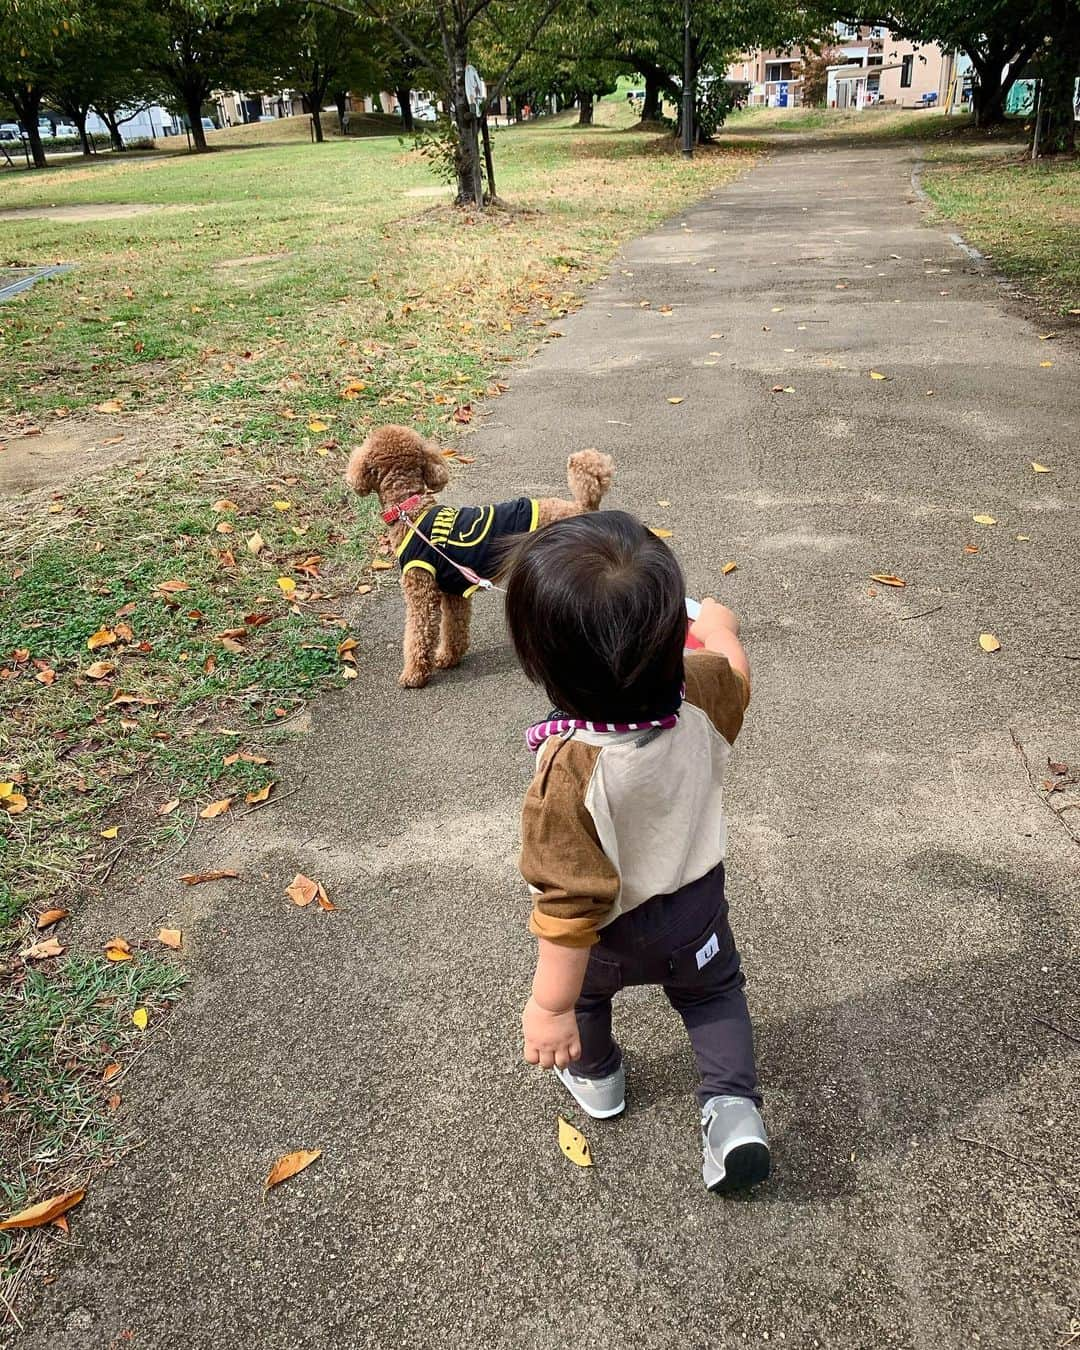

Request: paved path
left=21, top=143, right=1078, bottom=1350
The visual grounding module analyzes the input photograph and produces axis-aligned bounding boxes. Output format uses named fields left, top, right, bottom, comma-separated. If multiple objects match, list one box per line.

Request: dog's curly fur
left=346, top=424, right=614, bottom=688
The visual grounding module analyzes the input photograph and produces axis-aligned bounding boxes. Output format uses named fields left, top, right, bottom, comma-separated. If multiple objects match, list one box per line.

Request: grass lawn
left=0, top=93, right=754, bottom=1297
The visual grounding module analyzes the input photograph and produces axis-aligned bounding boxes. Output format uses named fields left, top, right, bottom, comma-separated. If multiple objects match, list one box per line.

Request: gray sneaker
left=554, top=1064, right=626, bottom=1119
left=701, top=1095, right=770, bottom=1193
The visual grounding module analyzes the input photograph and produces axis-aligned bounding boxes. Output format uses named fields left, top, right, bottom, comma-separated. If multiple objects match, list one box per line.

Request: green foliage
left=409, top=114, right=460, bottom=182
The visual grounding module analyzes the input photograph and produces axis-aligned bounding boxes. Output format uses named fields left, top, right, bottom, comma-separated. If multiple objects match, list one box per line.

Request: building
left=727, top=48, right=810, bottom=107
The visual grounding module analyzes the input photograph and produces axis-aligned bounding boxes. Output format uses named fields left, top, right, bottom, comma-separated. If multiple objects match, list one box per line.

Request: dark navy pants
left=569, top=864, right=761, bottom=1108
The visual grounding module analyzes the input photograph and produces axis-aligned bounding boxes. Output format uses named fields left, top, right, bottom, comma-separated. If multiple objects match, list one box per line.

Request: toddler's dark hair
left=502, top=510, right=686, bottom=722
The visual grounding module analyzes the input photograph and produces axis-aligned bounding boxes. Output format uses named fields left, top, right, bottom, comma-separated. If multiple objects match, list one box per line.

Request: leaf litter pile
left=0, top=102, right=755, bottom=1308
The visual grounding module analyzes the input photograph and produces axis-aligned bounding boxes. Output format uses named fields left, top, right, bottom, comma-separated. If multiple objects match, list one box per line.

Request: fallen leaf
left=722, top=561, right=738, bottom=576
left=978, top=633, right=1001, bottom=653
left=36, top=908, right=68, bottom=929
left=157, top=928, right=182, bottom=950
left=276, top=577, right=296, bottom=595
left=158, top=798, right=180, bottom=816
left=212, top=499, right=237, bottom=513
left=869, top=371, right=889, bottom=381
left=964, top=544, right=979, bottom=554
left=870, top=574, right=906, bottom=588
left=199, top=797, right=233, bottom=819
left=1015, top=534, right=1031, bottom=542
left=179, top=869, right=239, bottom=885
left=154, top=579, right=190, bottom=595
left=650, top=528, right=673, bottom=539
left=370, top=559, right=393, bottom=571
left=85, top=661, right=115, bottom=679
left=972, top=514, right=997, bottom=526
left=245, top=782, right=274, bottom=804
left=666, top=397, right=684, bottom=405
left=307, top=420, right=329, bottom=433
left=96, top=398, right=124, bottom=413
left=87, top=628, right=117, bottom=651
left=104, top=936, right=132, bottom=962
left=1031, top=462, right=1051, bottom=473
left=107, top=1092, right=122, bottom=1110
left=1037, top=333, right=1057, bottom=341
left=273, top=500, right=291, bottom=512
left=357, top=584, right=373, bottom=595
left=1, top=791, right=28, bottom=814
left=558, top=1116, right=592, bottom=1168
left=131, top=1007, right=148, bottom=1029
left=22, top=937, right=64, bottom=961
left=657, top=500, right=671, bottom=507
left=266, top=1148, right=321, bottom=1191
left=0, top=1190, right=85, bottom=1232
left=316, top=883, right=336, bottom=912
left=285, top=873, right=319, bottom=907
left=102, top=1062, right=121, bottom=1082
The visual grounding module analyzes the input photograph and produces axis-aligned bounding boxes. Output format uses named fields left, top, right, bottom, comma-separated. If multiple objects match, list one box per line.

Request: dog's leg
left=435, top=594, right=471, bottom=669
left=400, top=571, right=441, bottom=688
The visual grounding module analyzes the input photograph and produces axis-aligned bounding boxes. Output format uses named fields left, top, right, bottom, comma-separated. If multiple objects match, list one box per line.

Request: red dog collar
left=381, top=494, right=424, bottom=524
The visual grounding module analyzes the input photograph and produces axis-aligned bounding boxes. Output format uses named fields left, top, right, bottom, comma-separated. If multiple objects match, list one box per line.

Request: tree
left=1032, top=0, right=1080, bottom=153
left=0, top=0, right=69, bottom=168
left=800, top=45, right=838, bottom=106
left=259, top=3, right=381, bottom=143
left=143, top=0, right=270, bottom=151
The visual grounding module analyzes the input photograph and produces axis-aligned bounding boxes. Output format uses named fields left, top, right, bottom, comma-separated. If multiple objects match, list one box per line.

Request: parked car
left=200, top=117, right=216, bottom=132
left=37, top=119, right=53, bottom=136
left=0, top=123, right=22, bottom=141
left=257, top=114, right=275, bottom=122
left=54, top=122, right=78, bottom=138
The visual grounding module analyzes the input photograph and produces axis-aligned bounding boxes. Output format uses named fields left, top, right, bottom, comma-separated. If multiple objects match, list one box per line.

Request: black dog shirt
left=395, top=498, right=540, bottom=596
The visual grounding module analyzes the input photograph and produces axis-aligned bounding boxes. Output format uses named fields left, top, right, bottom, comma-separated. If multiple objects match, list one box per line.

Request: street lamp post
left=682, top=0, right=694, bottom=156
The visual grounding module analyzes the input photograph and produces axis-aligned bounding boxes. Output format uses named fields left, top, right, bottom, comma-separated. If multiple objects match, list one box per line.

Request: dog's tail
left=566, top=449, right=614, bottom=512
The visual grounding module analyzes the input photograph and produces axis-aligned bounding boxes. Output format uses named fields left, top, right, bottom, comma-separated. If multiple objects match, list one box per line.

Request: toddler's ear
left=345, top=446, right=375, bottom=495
left=422, top=444, right=450, bottom=491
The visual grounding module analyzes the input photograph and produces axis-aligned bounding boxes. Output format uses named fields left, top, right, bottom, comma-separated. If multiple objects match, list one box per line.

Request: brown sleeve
left=683, top=650, right=750, bottom=746
left=519, top=738, right=619, bottom=948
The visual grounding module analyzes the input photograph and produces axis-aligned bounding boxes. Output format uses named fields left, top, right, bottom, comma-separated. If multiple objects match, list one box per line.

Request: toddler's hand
left=522, top=997, right=581, bottom=1070
left=691, top=596, right=740, bottom=642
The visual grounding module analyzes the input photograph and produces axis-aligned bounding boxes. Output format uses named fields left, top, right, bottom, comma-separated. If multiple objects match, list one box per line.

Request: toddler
left=503, top=510, right=768, bottom=1192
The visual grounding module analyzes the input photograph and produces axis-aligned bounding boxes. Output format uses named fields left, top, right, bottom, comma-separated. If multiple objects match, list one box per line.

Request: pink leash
left=382, top=494, right=504, bottom=594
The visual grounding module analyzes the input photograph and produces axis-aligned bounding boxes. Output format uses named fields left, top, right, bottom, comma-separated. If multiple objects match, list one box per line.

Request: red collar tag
left=381, top=494, right=424, bottom=524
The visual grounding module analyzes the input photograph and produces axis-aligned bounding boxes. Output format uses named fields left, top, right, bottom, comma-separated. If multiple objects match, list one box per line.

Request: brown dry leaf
left=52, top=1214, right=70, bottom=1235
left=107, top=1093, right=122, bottom=1111
left=978, top=633, right=1001, bottom=653
left=154, top=579, right=190, bottom=596
left=722, top=561, right=738, bottom=576
left=100, top=435, right=124, bottom=447
left=0, top=1190, right=85, bottom=1232
left=102, top=1062, right=121, bottom=1083
left=212, top=499, right=238, bottom=513
left=199, top=797, right=233, bottom=819
left=85, top=660, right=115, bottom=680
left=104, top=936, right=133, bottom=963
left=36, top=908, right=69, bottom=929
left=96, top=398, right=124, bottom=413
left=1, top=791, right=28, bottom=814
left=1031, top=462, right=1051, bottom=473
left=316, top=883, right=336, bottom=912
left=157, top=928, right=183, bottom=950
left=370, top=559, right=394, bottom=571
left=285, top=873, right=319, bottom=907
left=265, top=1148, right=321, bottom=1192
left=964, top=544, right=979, bottom=554
left=357, top=584, right=373, bottom=596
left=35, top=667, right=56, bottom=686
left=87, top=628, right=117, bottom=651
left=179, top=869, right=239, bottom=885
left=245, top=782, right=274, bottom=805
left=158, top=798, right=180, bottom=816
left=22, top=937, right=64, bottom=961
left=870, top=574, right=906, bottom=588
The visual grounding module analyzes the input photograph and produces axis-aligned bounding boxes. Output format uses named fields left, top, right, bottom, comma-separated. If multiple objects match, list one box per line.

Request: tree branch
left=486, top=0, right=564, bottom=106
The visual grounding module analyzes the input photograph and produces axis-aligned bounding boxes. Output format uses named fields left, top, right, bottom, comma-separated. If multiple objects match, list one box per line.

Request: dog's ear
left=345, top=445, right=376, bottom=495
left=422, top=443, right=450, bottom=491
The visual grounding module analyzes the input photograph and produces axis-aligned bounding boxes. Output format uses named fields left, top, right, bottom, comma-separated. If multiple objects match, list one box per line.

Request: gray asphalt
left=20, top=142, right=1078, bottom=1349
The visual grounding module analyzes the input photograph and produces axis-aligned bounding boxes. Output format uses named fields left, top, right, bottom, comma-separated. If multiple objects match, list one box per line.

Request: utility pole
left=682, top=0, right=694, bottom=156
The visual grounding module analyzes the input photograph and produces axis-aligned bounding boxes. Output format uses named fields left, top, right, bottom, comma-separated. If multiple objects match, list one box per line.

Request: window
left=901, top=54, right=914, bottom=87
left=868, top=55, right=883, bottom=65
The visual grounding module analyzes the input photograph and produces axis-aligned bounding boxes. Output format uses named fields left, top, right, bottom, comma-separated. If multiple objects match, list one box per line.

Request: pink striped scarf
left=526, top=707, right=680, bottom=753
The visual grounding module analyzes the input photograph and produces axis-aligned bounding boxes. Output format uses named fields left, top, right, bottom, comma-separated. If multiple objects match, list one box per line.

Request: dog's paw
left=399, top=669, right=430, bottom=689
left=434, top=649, right=461, bottom=670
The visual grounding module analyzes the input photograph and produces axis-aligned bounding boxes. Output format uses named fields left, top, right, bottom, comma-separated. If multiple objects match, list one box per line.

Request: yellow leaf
left=657, top=500, right=671, bottom=507
left=666, top=397, right=684, bottom=405
left=978, top=633, right=1001, bottom=653
left=869, top=371, right=888, bottom=380
left=1, top=792, right=28, bottom=814
left=650, top=528, right=673, bottom=539
left=558, top=1116, right=592, bottom=1168
left=1015, top=535, right=1031, bottom=542
left=245, top=782, right=274, bottom=804
left=87, top=628, right=117, bottom=651
left=104, top=936, right=132, bottom=962
left=158, top=928, right=183, bottom=950
left=370, top=559, right=393, bottom=571
left=132, top=1007, right=148, bottom=1029
left=1039, top=361, right=1053, bottom=368
left=722, top=561, right=738, bottom=576
left=85, top=661, right=115, bottom=679
left=0, top=1190, right=85, bottom=1232
left=100, top=825, right=119, bottom=839
left=266, top=1148, right=321, bottom=1191
left=869, top=574, right=906, bottom=588
left=1031, top=462, right=1051, bottom=473
left=199, top=797, right=233, bottom=819
left=276, top=577, right=296, bottom=595
left=972, top=514, right=996, bottom=526
left=0, top=782, right=10, bottom=798
left=273, top=500, right=291, bottom=512
left=307, top=420, right=329, bottom=433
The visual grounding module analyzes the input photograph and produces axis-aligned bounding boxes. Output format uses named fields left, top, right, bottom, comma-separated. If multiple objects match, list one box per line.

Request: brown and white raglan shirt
left=519, top=651, right=749, bottom=948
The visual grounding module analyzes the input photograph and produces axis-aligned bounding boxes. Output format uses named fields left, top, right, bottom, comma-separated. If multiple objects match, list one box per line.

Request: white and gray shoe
left=701, top=1095, right=770, bottom=1193
left=554, top=1063, right=626, bottom=1119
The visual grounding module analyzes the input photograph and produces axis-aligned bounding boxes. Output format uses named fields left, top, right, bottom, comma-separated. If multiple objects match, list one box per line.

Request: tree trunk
left=446, top=30, right=483, bottom=206
left=577, top=91, right=594, bottom=125
left=309, top=92, right=325, bottom=142
left=10, top=88, right=46, bottom=167
left=185, top=89, right=208, bottom=151
left=102, top=110, right=125, bottom=151
left=397, top=86, right=415, bottom=131
left=1036, top=15, right=1080, bottom=155
left=335, top=90, right=348, bottom=132
left=77, top=110, right=92, bottom=156
left=642, top=73, right=661, bottom=121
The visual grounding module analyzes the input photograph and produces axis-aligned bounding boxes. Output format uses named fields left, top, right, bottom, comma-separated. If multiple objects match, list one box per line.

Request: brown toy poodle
left=346, top=423, right=614, bottom=687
